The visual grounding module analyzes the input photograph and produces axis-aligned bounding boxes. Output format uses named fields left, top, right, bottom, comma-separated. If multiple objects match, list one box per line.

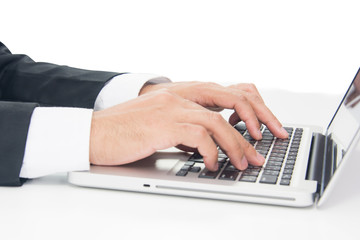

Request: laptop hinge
left=306, top=133, right=326, bottom=193
left=306, top=132, right=336, bottom=195
left=319, top=134, right=337, bottom=196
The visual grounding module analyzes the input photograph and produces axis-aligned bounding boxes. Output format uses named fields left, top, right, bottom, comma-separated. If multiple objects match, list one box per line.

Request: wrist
left=139, top=76, right=172, bottom=95
left=89, top=111, right=101, bottom=165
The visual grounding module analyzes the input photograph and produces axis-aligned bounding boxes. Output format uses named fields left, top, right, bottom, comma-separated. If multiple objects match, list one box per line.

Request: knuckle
left=236, top=94, right=247, bottom=102
left=193, top=126, right=208, bottom=139
left=248, top=83, right=257, bottom=91
left=233, top=142, right=245, bottom=155
left=252, top=94, right=263, bottom=103
left=154, top=89, right=175, bottom=102
left=207, top=111, right=223, bottom=123
left=195, top=81, right=221, bottom=89
left=225, top=141, right=244, bottom=162
left=242, top=139, right=256, bottom=153
left=207, top=81, right=221, bottom=87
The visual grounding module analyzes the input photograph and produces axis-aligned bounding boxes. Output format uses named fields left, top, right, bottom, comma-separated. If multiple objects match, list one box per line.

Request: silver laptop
left=68, top=68, right=360, bottom=207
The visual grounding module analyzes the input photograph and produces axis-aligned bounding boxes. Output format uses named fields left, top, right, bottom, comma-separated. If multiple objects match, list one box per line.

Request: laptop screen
left=326, top=68, right=360, bottom=167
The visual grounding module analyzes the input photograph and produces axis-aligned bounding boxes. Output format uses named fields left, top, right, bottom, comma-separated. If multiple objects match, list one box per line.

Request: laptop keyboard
left=175, top=123, right=303, bottom=186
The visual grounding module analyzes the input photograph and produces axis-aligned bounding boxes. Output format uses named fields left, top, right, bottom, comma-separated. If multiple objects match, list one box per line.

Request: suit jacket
left=0, top=42, right=121, bottom=186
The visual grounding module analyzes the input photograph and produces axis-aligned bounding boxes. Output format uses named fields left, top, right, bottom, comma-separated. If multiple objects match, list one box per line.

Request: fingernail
left=213, top=162, right=219, bottom=171
left=280, top=127, right=289, bottom=138
left=257, top=129, right=263, bottom=139
left=257, top=152, right=265, bottom=164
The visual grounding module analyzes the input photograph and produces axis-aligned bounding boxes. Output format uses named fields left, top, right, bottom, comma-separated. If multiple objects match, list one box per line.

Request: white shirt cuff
left=20, top=73, right=168, bottom=179
left=94, top=73, right=162, bottom=111
left=20, top=107, right=93, bottom=179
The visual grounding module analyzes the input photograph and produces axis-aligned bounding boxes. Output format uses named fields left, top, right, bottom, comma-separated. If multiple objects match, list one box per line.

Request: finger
left=195, top=87, right=262, bottom=140
left=170, top=84, right=262, bottom=139
left=227, top=84, right=288, bottom=139
left=237, top=135, right=265, bottom=167
left=242, top=91, right=289, bottom=139
left=179, top=109, right=263, bottom=169
left=174, top=123, right=219, bottom=171
left=176, top=107, right=264, bottom=169
left=228, top=111, right=241, bottom=126
left=230, top=83, right=264, bottom=101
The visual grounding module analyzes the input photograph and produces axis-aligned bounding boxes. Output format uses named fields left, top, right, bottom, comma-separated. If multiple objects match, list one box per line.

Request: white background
left=1, top=0, right=359, bottom=94
left=1, top=1, right=360, bottom=240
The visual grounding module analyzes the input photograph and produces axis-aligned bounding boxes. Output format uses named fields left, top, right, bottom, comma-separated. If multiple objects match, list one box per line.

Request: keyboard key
left=272, top=145, right=289, bottom=151
left=270, top=153, right=286, bottom=158
left=271, top=148, right=287, bottom=154
left=219, top=170, right=239, bottom=181
left=266, top=161, right=283, bottom=167
left=284, top=164, right=295, bottom=169
left=264, top=165, right=282, bottom=171
left=288, top=152, right=298, bottom=157
left=263, top=170, right=280, bottom=176
left=256, top=140, right=273, bottom=146
left=189, top=153, right=204, bottom=163
left=261, top=135, right=275, bottom=141
left=257, top=150, right=269, bottom=157
left=248, top=165, right=262, bottom=170
left=224, top=163, right=239, bottom=172
left=218, top=157, right=228, bottom=163
left=243, top=169, right=260, bottom=176
left=218, top=148, right=225, bottom=154
left=260, top=175, right=278, bottom=184
left=189, top=166, right=201, bottom=173
left=199, top=169, right=221, bottom=179
left=280, top=179, right=291, bottom=185
left=290, top=146, right=299, bottom=151
left=184, top=161, right=195, bottom=166
left=176, top=170, right=188, bottom=177
left=281, top=174, right=292, bottom=179
left=286, top=159, right=296, bottom=164
left=255, top=146, right=271, bottom=152
left=283, top=127, right=293, bottom=132
left=234, top=122, right=247, bottom=133
left=180, top=165, right=191, bottom=171
left=239, top=175, right=258, bottom=182
left=268, top=156, right=284, bottom=162
left=295, top=128, right=304, bottom=133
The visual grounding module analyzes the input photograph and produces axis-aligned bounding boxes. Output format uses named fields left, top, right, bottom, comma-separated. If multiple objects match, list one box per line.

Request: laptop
left=68, top=68, right=360, bottom=207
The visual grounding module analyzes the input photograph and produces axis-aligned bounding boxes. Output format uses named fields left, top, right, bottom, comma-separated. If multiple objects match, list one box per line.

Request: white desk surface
left=1, top=90, right=358, bottom=240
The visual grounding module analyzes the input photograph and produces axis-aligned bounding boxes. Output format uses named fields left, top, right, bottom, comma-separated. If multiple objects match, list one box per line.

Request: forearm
left=0, top=42, right=121, bottom=108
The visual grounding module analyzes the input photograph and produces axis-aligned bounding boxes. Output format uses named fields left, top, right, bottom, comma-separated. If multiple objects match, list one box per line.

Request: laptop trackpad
left=89, top=151, right=190, bottom=177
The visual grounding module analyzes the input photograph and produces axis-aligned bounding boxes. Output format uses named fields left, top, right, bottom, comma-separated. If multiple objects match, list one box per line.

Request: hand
left=90, top=89, right=265, bottom=171
left=140, top=81, right=289, bottom=140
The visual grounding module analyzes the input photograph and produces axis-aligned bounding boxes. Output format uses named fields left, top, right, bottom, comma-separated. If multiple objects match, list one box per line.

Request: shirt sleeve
left=20, top=73, right=169, bottom=178
left=19, top=107, right=93, bottom=178
left=94, top=73, right=165, bottom=111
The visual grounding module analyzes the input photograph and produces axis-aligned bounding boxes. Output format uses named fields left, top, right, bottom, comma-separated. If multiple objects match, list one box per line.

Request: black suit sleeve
left=0, top=42, right=123, bottom=186
left=0, top=101, right=38, bottom=186
left=0, top=42, right=123, bottom=108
